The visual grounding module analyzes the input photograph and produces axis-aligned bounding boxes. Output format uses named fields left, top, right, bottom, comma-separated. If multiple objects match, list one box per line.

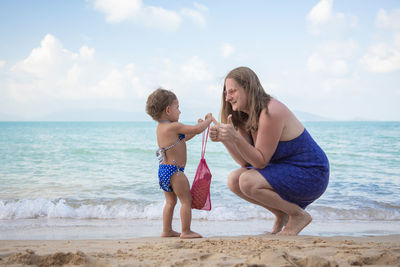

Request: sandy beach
left=1, top=234, right=399, bottom=266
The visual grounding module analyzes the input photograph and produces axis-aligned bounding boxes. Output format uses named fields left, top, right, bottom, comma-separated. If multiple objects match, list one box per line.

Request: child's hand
left=205, top=113, right=213, bottom=120
left=209, top=117, right=220, bottom=142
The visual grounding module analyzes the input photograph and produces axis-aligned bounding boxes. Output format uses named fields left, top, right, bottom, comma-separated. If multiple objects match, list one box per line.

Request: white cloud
left=138, top=6, right=181, bottom=31
left=331, top=59, right=348, bottom=75
left=221, top=43, right=234, bottom=58
left=92, top=0, right=207, bottom=31
left=307, top=40, right=357, bottom=75
left=0, top=60, right=5, bottom=68
left=11, top=34, right=95, bottom=79
left=181, top=2, right=208, bottom=28
left=361, top=9, right=400, bottom=73
left=93, top=68, right=125, bottom=98
left=12, top=34, right=72, bottom=77
left=90, top=63, right=146, bottom=99
left=3, top=34, right=218, bottom=119
left=306, top=0, right=358, bottom=35
left=307, top=53, right=325, bottom=72
left=93, top=0, right=141, bottom=23
left=66, top=64, right=82, bottom=86
left=193, top=2, right=208, bottom=12
left=396, top=33, right=400, bottom=47
left=79, top=45, right=95, bottom=59
left=180, top=56, right=212, bottom=82
left=92, top=0, right=181, bottom=30
left=138, top=55, right=218, bottom=117
left=181, top=8, right=206, bottom=28
left=307, top=0, right=332, bottom=25
left=7, top=34, right=140, bottom=103
left=376, top=8, right=400, bottom=30
left=361, top=38, right=400, bottom=73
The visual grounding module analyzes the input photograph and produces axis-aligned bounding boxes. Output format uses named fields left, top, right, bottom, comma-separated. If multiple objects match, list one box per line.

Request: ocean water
left=0, top=121, right=399, bottom=239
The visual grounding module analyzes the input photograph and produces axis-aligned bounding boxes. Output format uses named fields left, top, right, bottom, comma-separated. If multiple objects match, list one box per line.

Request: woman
left=210, top=66, right=329, bottom=235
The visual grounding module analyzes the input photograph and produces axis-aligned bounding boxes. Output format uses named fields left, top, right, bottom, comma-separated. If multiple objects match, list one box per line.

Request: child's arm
left=170, top=113, right=213, bottom=139
left=185, top=117, right=209, bottom=141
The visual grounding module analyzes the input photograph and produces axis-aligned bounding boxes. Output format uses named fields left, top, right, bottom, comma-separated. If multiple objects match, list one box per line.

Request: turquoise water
left=1, top=121, right=399, bottom=239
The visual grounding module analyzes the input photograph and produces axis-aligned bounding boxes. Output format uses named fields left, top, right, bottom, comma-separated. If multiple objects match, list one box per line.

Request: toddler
left=146, top=88, right=213, bottom=239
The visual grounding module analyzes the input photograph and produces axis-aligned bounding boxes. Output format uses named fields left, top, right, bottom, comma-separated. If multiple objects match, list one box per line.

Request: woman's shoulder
left=263, top=98, right=290, bottom=119
left=257, top=99, right=286, bottom=131
left=261, top=99, right=303, bottom=136
left=268, top=99, right=304, bottom=140
left=268, top=98, right=287, bottom=110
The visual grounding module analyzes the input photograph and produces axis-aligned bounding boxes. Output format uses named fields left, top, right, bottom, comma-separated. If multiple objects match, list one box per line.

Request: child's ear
left=165, top=106, right=170, bottom=114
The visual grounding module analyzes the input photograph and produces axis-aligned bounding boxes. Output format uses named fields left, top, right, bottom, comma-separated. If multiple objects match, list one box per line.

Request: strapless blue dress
left=250, top=129, right=329, bottom=209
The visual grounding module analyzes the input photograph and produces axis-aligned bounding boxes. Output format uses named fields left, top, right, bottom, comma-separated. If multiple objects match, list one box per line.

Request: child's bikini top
left=156, top=134, right=185, bottom=164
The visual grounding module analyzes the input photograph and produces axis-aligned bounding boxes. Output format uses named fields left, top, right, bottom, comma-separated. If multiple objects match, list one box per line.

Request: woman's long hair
left=220, top=66, right=271, bottom=132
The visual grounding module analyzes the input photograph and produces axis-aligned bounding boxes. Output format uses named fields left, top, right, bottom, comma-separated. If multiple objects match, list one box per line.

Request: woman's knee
left=238, top=171, right=256, bottom=196
left=227, top=169, right=245, bottom=193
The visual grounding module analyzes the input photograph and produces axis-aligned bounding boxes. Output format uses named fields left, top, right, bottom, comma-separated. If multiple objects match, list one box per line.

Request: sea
left=0, top=121, right=399, bottom=240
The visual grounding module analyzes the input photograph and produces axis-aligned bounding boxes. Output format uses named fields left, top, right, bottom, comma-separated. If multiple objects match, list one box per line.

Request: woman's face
left=225, top=78, right=248, bottom=112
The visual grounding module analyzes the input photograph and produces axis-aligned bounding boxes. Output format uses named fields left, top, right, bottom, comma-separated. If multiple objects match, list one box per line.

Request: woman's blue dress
left=250, top=129, right=329, bottom=209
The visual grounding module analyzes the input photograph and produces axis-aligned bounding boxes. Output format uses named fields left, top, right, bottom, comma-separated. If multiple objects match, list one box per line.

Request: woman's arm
left=216, top=109, right=284, bottom=169
left=210, top=120, right=251, bottom=167
left=238, top=110, right=283, bottom=169
left=221, top=138, right=249, bottom=167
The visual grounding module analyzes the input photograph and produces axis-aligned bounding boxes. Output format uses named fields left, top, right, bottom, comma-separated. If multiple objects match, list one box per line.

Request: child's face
left=167, top=99, right=181, bottom=122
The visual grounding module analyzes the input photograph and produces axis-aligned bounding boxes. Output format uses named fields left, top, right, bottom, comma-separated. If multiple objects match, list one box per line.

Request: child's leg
left=161, top=191, right=180, bottom=237
left=170, top=172, right=202, bottom=239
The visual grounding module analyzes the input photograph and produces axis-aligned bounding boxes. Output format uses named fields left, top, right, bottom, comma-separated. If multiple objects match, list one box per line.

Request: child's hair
left=146, top=88, right=177, bottom=121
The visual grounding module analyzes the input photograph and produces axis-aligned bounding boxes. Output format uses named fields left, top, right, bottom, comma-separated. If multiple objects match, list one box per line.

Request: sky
left=0, top=0, right=399, bottom=121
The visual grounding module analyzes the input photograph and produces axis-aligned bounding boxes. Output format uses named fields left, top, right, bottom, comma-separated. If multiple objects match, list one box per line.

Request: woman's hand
left=209, top=125, right=219, bottom=142
left=209, top=115, right=238, bottom=142
left=209, top=116, right=220, bottom=142
left=217, top=115, right=238, bottom=142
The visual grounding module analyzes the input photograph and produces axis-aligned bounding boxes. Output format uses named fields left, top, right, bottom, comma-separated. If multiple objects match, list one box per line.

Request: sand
left=1, top=235, right=399, bottom=266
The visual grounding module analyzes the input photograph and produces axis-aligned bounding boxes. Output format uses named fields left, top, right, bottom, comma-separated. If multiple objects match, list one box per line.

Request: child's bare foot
left=267, top=213, right=289, bottom=235
left=278, top=210, right=312, bottom=236
left=180, top=230, right=202, bottom=239
left=161, top=230, right=180, bottom=237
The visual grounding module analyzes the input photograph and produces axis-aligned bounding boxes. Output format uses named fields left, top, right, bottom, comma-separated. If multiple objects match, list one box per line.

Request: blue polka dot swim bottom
left=158, top=164, right=185, bottom=192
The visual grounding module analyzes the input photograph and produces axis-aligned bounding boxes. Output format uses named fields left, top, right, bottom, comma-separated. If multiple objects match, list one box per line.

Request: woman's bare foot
left=161, top=230, right=180, bottom=237
left=278, top=210, right=312, bottom=236
left=180, top=230, right=202, bottom=239
left=268, top=213, right=289, bottom=234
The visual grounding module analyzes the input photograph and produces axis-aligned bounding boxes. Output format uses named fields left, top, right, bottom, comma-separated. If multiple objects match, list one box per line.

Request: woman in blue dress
left=209, top=66, right=329, bottom=235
